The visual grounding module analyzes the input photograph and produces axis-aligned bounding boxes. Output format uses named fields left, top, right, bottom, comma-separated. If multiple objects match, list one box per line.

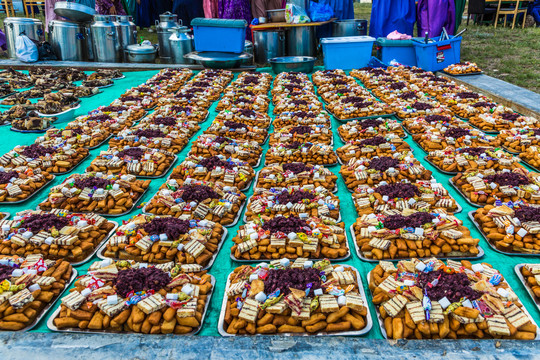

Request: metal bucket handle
left=357, top=22, right=366, bottom=32
left=106, top=31, right=116, bottom=40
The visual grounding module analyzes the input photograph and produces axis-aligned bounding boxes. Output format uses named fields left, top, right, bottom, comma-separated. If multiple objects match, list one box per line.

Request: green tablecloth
left=1, top=68, right=539, bottom=338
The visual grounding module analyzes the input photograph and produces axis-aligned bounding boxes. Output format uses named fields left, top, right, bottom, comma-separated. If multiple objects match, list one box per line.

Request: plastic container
left=191, top=18, right=247, bottom=53
left=413, top=36, right=462, bottom=72
left=376, top=37, right=424, bottom=66
left=320, top=36, right=375, bottom=70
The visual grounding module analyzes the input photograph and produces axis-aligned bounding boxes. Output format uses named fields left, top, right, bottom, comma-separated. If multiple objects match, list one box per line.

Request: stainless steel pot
left=266, top=9, right=286, bottom=23
left=83, top=22, right=94, bottom=61
left=168, top=26, right=193, bottom=64
left=332, top=19, right=368, bottom=37
left=90, top=15, right=122, bottom=63
left=156, top=12, right=180, bottom=63
left=115, top=15, right=137, bottom=61
left=242, top=40, right=253, bottom=66
left=3, top=17, right=44, bottom=59
left=253, top=30, right=285, bottom=64
left=49, top=20, right=89, bottom=61
left=286, top=26, right=315, bottom=57
left=125, top=43, right=157, bottom=63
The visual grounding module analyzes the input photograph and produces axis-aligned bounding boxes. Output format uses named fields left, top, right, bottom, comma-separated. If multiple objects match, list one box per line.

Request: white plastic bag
left=285, top=4, right=310, bottom=24
left=15, top=35, right=39, bottom=63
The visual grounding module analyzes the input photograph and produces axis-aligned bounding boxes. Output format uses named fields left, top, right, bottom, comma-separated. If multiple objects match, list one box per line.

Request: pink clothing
left=203, top=0, right=218, bottom=17
left=45, top=0, right=64, bottom=32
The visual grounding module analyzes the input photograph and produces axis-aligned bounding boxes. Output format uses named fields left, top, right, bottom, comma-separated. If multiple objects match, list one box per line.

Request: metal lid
left=191, top=18, right=247, bottom=28
left=320, top=36, right=376, bottom=44
left=54, top=1, right=95, bottom=22
left=115, top=15, right=134, bottom=23
left=159, top=12, right=177, bottom=22
left=94, top=15, right=115, bottom=22
left=4, top=17, right=41, bottom=24
left=127, top=44, right=156, bottom=54
left=49, top=20, right=83, bottom=28
left=168, top=25, right=190, bottom=33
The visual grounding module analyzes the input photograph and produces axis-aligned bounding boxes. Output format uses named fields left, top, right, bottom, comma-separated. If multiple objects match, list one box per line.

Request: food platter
left=367, top=270, right=540, bottom=339
left=141, top=194, right=247, bottom=228
left=350, top=224, right=484, bottom=262
left=0, top=175, right=56, bottom=204
left=467, top=210, right=540, bottom=256
left=230, top=230, right=351, bottom=262
left=17, top=269, right=78, bottom=332
left=47, top=275, right=215, bottom=335
left=38, top=186, right=150, bottom=218
left=515, top=264, right=540, bottom=313
left=96, top=228, right=228, bottom=271
left=217, top=265, right=372, bottom=337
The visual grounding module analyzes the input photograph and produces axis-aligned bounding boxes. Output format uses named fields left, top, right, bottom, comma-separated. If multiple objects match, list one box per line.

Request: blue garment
left=173, top=0, right=204, bottom=27
left=529, top=0, right=540, bottom=22
left=136, top=0, right=152, bottom=27
left=327, top=0, right=354, bottom=20
left=369, top=0, right=416, bottom=38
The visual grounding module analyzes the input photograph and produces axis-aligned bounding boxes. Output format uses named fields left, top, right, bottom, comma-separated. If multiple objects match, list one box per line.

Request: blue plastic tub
left=320, top=36, right=376, bottom=70
left=376, top=37, right=423, bottom=66
left=413, top=36, right=462, bottom=71
left=191, top=18, right=247, bottom=53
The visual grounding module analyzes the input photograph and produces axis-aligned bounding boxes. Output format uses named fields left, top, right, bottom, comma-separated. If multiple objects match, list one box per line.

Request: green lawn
left=354, top=3, right=540, bottom=93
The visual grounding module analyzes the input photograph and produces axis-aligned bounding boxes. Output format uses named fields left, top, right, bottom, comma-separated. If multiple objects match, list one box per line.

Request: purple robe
left=96, top=0, right=126, bottom=15
left=218, top=0, right=252, bottom=39
left=0, top=30, right=6, bottom=51
left=416, top=0, right=456, bottom=37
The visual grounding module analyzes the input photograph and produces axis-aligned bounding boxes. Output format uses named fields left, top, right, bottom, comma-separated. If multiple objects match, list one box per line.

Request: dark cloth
left=153, top=0, right=173, bottom=19
left=369, top=0, right=416, bottom=38
left=327, top=0, right=354, bottom=20
left=417, top=0, right=456, bottom=37
left=454, top=0, right=466, bottom=31
left=136, top=0, right=153, bottom=27
left=173, top=0, right=204, bottom=27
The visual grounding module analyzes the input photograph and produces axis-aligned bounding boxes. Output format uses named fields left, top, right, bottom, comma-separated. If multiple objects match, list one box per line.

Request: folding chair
left=494, top=0, right=531, bottom=28
left=2, top=0, right=16, bottom=17
left=22, top=0, right=45, bottom=18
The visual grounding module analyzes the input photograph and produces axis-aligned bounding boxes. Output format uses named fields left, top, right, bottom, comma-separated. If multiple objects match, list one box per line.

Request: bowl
left=267, top=9, right=286, bottom=23
left=184, top=51, right=252, bottom=69
left=269, top=56, right=316, bottom=73
left=37, top=103, right=80, bottom=123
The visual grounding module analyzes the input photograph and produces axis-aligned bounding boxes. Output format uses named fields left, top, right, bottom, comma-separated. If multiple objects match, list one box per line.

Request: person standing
left=44, top=0, right=63, bottom=31
left=251, top=0, right=284, bottom=19
left=96, top=0, right=126, bottom=14
left=218, top=0, right=251, bottom=39
left=172, top=0, right=204, bottom=26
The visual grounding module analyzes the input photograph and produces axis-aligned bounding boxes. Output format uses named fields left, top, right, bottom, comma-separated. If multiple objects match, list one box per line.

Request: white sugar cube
left=439, top=296, right=451, bottom=309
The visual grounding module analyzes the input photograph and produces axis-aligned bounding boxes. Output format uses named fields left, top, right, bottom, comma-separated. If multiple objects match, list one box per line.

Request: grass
left=354, top=3, right=540, bottom=93
left=1, top=5, right=539, bottom=92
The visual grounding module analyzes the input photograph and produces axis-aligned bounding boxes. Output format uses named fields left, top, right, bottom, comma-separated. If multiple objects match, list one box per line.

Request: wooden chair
left=22, top=0, right=45, bottom=18
left=2, top=0, right=16, bottom=17
left=494, top=0, right=531, bottom=28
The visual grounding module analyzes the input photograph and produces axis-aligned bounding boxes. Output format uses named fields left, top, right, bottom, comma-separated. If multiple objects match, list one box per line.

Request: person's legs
left=532, top=7, right=540, bottom=23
